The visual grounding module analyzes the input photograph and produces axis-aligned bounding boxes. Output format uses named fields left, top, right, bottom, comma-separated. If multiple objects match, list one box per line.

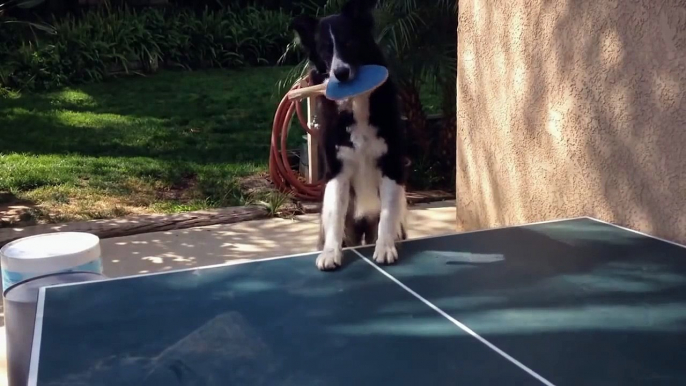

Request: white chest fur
left=336, top=96, right=388, bottom=161
left=335, top=95, right=387, bottom=219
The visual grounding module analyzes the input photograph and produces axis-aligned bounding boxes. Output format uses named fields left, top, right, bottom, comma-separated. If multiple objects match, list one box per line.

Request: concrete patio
left=0, top=200, right=456, bottom=385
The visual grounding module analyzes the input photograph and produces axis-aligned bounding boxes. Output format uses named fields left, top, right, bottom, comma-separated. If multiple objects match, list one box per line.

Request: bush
left=0, top=5, right=298, bottom=92
left=168, top=0, right=329, bottom=13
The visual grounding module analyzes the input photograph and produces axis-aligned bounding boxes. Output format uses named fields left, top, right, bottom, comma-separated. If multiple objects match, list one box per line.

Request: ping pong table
left=27, top=217, right=686, bottom=385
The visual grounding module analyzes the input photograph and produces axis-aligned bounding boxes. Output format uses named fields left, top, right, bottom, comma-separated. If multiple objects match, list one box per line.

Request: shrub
left=0, top=4, right=298, bottom=92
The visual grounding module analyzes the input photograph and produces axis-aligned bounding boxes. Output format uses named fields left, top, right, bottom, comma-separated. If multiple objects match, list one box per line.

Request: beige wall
left=456, top=0, right=686, bottom=243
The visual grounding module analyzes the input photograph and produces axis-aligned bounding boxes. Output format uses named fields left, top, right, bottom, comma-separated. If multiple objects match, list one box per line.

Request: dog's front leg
left=374, top=176, right=406, bottom=265
left=317, top=176, right=350, bottom=270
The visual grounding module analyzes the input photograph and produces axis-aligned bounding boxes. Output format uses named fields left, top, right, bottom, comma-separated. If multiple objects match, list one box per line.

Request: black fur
left=292, top=0, right=408, bottom=254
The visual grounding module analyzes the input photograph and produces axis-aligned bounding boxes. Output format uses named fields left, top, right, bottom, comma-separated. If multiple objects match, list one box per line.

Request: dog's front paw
left=316, top=248, right=342, bottom=271
left=373, top=238, right=398, bottom=265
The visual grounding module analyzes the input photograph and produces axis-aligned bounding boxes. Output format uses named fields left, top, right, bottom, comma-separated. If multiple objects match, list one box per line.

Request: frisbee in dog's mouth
left=325, top=65, right=388, bottom=100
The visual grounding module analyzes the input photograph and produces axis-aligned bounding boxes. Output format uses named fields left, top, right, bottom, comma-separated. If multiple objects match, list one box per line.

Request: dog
left=290, top=0, right=409, bottom=271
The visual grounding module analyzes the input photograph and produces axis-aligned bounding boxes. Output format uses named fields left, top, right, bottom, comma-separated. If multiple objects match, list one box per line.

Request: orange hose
left=269, top=75, right=325, bottom=201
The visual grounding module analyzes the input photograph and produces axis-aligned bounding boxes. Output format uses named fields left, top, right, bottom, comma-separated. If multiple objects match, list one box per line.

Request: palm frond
left=2, top=19, right=56, bottom=33
left=275, top=58, right=309, bottom=96
left=1, top=0, right=55, bottom=33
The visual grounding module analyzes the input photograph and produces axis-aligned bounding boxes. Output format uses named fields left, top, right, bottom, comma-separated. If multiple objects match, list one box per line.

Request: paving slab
left=99, top=200, right=457, bottom=277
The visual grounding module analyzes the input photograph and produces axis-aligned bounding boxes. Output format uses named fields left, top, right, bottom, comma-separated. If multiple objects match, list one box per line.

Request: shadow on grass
left=0, top=67, right=304, bottom=163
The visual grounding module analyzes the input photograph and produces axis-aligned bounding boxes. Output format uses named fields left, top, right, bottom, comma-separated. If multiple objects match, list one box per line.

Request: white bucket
left=0, top=232, right=103, bottom=291
left=3, top=271, right=107, bottom=386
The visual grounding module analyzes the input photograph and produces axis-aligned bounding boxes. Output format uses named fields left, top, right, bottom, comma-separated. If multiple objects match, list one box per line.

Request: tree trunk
left=398, top=83, right=430, bottom=158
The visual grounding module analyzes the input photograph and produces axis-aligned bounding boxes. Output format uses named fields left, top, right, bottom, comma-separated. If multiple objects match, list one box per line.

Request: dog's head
left=290, top=0, right=381, bottom=83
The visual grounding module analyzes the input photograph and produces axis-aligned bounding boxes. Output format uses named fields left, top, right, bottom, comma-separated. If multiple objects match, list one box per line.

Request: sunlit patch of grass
left=54, top=89, right=97, bottom=104
left=19, top=186, right=138, bottom=224
left=0, top=153, right=260, bottom=223
left=53, top=110, right=155, bottom=129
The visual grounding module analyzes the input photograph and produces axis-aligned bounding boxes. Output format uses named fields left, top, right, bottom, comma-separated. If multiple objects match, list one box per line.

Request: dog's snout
left=334, top=67, right=351, bottom=82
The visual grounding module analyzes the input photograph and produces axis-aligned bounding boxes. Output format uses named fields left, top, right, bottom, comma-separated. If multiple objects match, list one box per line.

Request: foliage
left=0, top=3, right=298, bottom=92
left=168, top=0, right=329, bottom=13
left=0, top=0, right=56, bottom=36
left=375, top=0, right=456, bottom=176
left=248, top=189, right=294, bottom=217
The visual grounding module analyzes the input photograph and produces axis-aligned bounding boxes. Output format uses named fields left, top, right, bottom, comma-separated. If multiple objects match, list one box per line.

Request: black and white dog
left=291, top=0, right=408, bottom=271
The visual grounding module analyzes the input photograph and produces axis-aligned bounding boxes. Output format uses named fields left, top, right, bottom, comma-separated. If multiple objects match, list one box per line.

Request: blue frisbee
left=287, top=65, right=389, bottom=101
left=326, top=65, right=389, bottom=100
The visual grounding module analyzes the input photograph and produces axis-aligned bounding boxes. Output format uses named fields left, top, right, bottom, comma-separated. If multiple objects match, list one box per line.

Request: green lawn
left=0, top=66, right=442, bottom=225
left=0, top=66, right=306, bottom=224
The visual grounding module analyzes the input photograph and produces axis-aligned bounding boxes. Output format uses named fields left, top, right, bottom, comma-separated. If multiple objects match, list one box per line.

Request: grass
left=0, top=66, right=306, bottom=224
left=0, top=66, right=442, bottom=225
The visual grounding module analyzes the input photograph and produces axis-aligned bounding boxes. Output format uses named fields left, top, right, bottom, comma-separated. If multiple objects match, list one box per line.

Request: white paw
left=373, top=238, right=398, bottom=265
left=316, top=249, right=342, bottom=271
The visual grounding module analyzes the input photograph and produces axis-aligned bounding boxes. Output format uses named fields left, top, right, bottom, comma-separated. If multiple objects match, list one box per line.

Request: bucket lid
left=4, top=271, right=106, bottom=302
left=1, top=232, right=101, bottom=273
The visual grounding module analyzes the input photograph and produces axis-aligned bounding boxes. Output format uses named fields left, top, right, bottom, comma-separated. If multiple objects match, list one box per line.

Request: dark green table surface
left=31, top=218, right=686, bottom=386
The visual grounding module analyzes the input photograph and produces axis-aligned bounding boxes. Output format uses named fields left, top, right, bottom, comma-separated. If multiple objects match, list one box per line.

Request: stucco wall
left=456, top=0, right=686, bottom=243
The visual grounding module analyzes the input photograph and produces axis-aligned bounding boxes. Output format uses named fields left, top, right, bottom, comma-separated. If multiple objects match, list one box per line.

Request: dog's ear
left=290, top=15, right=319, bottom=54
left=341, top=0, right=377, bottom=29
left=290, top=14, right=327, bottom=73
